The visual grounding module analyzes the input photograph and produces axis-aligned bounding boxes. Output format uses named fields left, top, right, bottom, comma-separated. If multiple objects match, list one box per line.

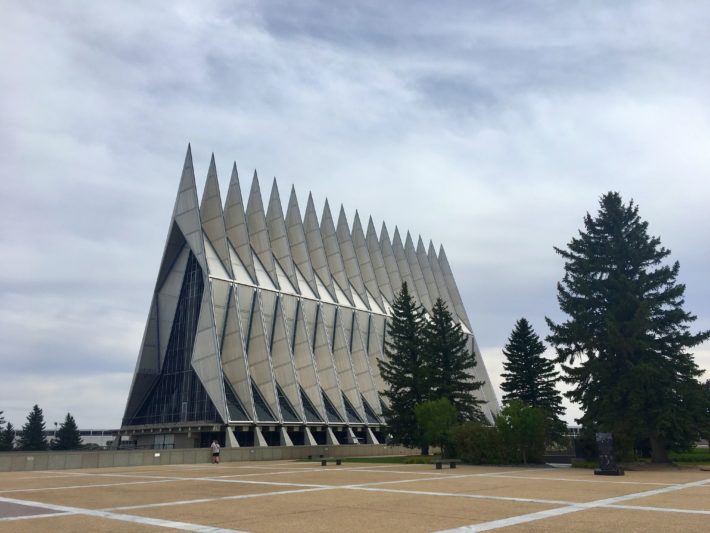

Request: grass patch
left=571, top=460, right=598, bottom=469
left=669, top=449, right=710, bottom=464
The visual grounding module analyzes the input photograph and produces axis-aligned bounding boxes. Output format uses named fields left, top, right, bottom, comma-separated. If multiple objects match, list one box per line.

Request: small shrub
left=450, top=422, right=508, bottom=464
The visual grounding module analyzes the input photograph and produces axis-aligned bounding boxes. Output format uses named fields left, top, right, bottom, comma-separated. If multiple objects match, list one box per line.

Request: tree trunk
left=649, top=431, right=669, bottom=463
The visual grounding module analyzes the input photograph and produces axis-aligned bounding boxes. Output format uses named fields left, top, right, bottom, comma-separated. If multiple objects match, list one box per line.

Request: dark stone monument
left=594, top=432, right=624, bottom=476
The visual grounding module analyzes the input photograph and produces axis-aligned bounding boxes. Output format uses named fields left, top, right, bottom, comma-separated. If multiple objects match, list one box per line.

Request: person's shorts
left=212, top=452, right=220, bottom=456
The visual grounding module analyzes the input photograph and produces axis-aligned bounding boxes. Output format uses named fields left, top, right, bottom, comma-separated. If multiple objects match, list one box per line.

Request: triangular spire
left=365, top=217, right=395, bottom=305
left=285, top=186, right=320, bottom=298
left=438, top=245, right=473, bottom=329
left=170, top=144, right=207, bottom=274
left=351, top=211, right=385, bottom=311
left=303, top=193, right=337, bottom=301
left=335, top=206, right=371, bottom=310
left=391, top=227, right=422, bottom=306
left=428, top=240, right=456, bottom=314
left=200, top=154, right=233, bottom=278
left=379, top=222, right=403, bottom=297
left=416, top=235, right=441, bottom=303
left=224, top=163, right=258, bottom=284
left=320, top=200, right=354, bottom=306
left=404, top=231, right=433, bottom=311
left=246, top=171, right=280, bottom=289
left=266, top=179, right=301, bottom=294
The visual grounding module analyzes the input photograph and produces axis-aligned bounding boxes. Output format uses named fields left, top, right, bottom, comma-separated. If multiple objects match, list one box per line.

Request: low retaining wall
left=0, top=444, right=409, bottom=472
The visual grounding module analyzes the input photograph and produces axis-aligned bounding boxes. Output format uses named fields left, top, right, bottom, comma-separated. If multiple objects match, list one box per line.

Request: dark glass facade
left=127, top=253, right=219, bottom=426
left=322, top=389, right=343, bottom=423
left=300, top=387, right=323, bottom=423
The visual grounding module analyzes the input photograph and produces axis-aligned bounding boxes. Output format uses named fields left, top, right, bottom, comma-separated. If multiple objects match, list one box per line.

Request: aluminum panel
left=404, top=231, right=433, bottom=312
left=246, top=172, right=280, bottom=289
left=224, top=163, right=257, bottom=284
left=221, top=286, right=255, bottom=421
left=266, top=179, right=301, bottom=293
left=285, top=187, right=320, bottom=298
left=199, top=154, right=233, bottom=278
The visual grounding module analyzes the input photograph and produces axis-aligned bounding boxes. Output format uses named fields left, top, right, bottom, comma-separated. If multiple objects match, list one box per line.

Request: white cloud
left=1, top=0, right=708, bottom=428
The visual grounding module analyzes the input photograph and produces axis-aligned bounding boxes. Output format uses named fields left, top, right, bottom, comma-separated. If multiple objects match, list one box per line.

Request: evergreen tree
left=51, top=413, right=83, bottom=450
left=19, top=405, right=48, bottom=451
left=0, top=423, right=15, bottom=451
left=379, top=282, right=430, bottom=453
left=501, top=318, right=565, bottom=439
left=546, top=192, right=709, bottom=462
left=424, top=298, right=484, bottom=421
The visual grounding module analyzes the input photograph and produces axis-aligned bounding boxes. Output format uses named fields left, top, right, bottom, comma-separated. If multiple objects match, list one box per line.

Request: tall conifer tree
left=547, top=192, right=709, bottom=462
left=379, top=282, right=429, bottom=452
left=52, top=413, right=83, bottom=450
left=424, top=298, right=484, bottom=421
left=0, top=423, right=15, bottom=451
left=19, top=405, right=48, bottom=451
left=501, top=318, right=565, bottom=439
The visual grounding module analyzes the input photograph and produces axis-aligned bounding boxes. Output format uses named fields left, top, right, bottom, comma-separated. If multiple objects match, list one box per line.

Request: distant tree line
left=0, top=406, right=83, bottom=451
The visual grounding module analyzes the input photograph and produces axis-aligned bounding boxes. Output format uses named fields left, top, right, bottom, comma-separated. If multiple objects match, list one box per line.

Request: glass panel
left=321, top=389, right=343, bottom=423
left=366, top=290, right=384, bottom=314
left=349, top=284, right=369, bottom=311
left=342, top=393, right=363, bottom=424
left=361, top=396, right=381, bottom=424
left=252, top=251, right=277, bottom=290
left=300, top=387, right=323, bottom=423
left=332, top=279, right=351, bottom=306
left=294, top=265, right=317, bottom=299
left=314, top=273, right=336, bottom=304
left=224, top=378, right=250, bottom=422
left=203, top=232, right=230, bottom=279
left=228, top=242, right=253, bottom=284
left=251, top=380, right=277, bottom=422
left=277, top=382, right=301, bottom=422
left=273, top=258, right=298, bottom=295
left=128, top=253, right=220, bottom=426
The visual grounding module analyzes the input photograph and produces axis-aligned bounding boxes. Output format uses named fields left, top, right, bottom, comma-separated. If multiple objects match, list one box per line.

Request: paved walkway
left=1, top=460, right=708, bottom=531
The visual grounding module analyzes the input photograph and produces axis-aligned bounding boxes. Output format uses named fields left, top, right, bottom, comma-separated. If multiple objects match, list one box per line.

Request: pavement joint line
left=0, top=478, right=178, bottom=494
left=0, top=495, right=248, bottom=532
left=0, top=511, right=80, bottom=521
left=105, top=486, right=335, bottom=511
left=601, top=502, right=710, bottom=515
left=342, top=485, right=575, bottom=506
left=434, top=476, right=710, bottom=532
left=477, top=473, right=675, bottom=486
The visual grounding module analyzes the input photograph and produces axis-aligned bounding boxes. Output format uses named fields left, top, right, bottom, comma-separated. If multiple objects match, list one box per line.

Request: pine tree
left=424, top=298, right=484, bottom=421
left=379, top=282, right=430, bottom=452
left=51, top=413, right=83, bottom=450
left=501, top=318, right=565, bottom=439
left=19, top=405, right=48, bottom=451
left=0, top=423, right=15, bottom=451
left=546, top=192, right=709, bottom=462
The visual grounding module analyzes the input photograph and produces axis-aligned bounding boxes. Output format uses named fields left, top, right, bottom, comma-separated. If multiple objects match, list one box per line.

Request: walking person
left=210, top=440, right=220, bottom=464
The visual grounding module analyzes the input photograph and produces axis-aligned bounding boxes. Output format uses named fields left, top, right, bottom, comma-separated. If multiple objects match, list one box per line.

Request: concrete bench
left=320, top=458, right=342, bottom=466
left=435, top=459, right=461, bottom=470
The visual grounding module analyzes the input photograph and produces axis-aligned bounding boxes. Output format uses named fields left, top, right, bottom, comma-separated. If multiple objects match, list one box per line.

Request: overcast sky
left=2, top=0, right=709, bottom=429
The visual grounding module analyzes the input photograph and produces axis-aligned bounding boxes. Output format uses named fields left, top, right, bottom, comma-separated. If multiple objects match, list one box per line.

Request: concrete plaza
left=1, top=460, right=709, bottom=532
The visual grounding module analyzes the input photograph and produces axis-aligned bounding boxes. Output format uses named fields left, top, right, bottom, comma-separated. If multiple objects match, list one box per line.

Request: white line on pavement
left=0, top=496, right=248, bottom=532
left=434, top=476, right=710, bottom=532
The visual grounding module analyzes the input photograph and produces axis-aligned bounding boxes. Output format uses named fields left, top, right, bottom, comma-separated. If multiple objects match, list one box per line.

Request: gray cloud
left=1, top=0, right=709, bottom=428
